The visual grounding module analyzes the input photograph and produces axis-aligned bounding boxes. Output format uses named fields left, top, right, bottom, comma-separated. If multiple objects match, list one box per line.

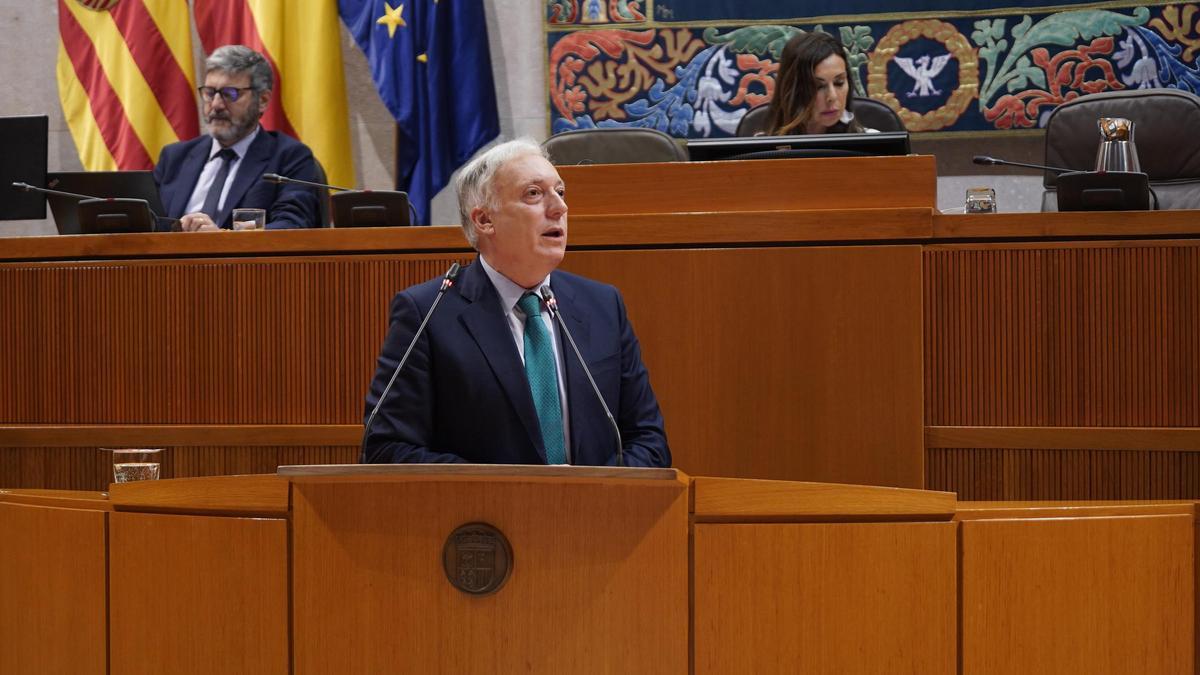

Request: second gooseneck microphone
left=361, top=262, right=461, bottom=461
left=539, top=286, right=625, bottom=468
left=972, top=155, right=1073, bottom=174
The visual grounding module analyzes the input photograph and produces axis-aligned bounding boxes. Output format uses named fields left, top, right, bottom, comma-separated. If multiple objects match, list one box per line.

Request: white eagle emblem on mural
left=895, top=53, right=953, bottom=98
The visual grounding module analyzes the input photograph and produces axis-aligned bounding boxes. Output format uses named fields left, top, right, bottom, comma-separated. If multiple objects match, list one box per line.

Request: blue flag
left=340, top=0, right=500, bottom=225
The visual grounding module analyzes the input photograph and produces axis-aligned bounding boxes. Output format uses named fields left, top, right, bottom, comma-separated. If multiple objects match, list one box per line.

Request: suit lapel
left=217, top=131, right=272, bottom=227
left=552, top=275, right=596, bottom=460
left=172, top=140, right=212, bottom=218
left=457, top=262, right=546, bottom=461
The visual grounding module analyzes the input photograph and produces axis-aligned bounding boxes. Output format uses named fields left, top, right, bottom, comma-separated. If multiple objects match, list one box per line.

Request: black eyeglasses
left=197, top=86, right=255, bottom=102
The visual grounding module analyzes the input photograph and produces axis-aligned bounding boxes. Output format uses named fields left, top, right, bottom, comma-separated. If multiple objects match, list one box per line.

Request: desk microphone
left=972, top=156, right=1157, bottom=211
left=972, top=155, right=1074, bottom=174
left=11, top=181, right=175, bottom=231
left=361, top=262, right=461, bottom=462
left=539, top=286, right=625, bottom=468
left=262, top=173, right=417, bottom=227
left=261, top=172, right=356, bottom=193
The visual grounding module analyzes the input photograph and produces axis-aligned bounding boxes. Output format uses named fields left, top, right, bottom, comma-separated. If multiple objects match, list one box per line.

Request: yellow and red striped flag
left=194, top=0, right=355, bottom=187
left=56, top=0, right=199, bottom=171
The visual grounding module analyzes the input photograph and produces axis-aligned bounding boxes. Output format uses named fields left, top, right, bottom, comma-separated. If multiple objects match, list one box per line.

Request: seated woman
left=763, top=31, right=874, bottom=135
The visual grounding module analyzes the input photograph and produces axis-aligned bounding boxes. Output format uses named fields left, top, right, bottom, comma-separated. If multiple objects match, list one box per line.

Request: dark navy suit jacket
left=153, top=130, right=320, bottom=230
left=361, top=260, right=671, bottom=467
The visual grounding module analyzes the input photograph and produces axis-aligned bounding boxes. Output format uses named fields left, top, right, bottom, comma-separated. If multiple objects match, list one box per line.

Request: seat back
left=735, top=98, right=906, bottom=137
left=1042, top=89, right=1200, bottom=210
left=542, top=128, right=688, bottom=165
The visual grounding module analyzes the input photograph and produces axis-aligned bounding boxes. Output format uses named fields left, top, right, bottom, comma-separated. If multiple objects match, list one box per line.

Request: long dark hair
left=765, top=31, right=862, bottom=135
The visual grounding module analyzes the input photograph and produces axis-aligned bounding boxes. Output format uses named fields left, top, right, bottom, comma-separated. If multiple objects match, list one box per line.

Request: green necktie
left=518, top=293, right=566, bottom=464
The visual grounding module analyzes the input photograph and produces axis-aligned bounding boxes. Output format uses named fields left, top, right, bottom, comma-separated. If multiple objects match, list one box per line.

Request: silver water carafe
left=1095, top=117, right=1140, bottom=173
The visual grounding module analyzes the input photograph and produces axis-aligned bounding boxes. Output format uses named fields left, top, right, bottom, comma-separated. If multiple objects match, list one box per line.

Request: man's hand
left=179, top=212, right=221, bottom=232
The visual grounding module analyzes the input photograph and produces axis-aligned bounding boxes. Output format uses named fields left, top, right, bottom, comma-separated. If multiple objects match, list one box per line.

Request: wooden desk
left=2, top=157, right=1199, bottom=499
left=957, top=501, right=1198, bottom=675
left=4, top=478, right=1193, bottom=674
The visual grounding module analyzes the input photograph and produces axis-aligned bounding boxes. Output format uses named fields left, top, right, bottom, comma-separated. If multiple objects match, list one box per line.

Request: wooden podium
left=1, top=468, right=966, bottom=675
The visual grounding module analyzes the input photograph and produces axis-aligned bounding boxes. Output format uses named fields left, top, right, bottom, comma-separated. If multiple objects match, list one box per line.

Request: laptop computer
left=46, top=170, right=167, bottom=234
left=0, top=115, right=49, bottom=221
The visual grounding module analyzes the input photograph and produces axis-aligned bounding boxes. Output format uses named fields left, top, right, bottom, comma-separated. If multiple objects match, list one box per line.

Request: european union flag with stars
left=340, top=0, right=500, bottom=225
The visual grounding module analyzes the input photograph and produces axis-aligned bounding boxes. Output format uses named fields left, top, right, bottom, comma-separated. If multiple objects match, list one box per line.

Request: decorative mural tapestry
left=545, top=1, right=1200, bottom=135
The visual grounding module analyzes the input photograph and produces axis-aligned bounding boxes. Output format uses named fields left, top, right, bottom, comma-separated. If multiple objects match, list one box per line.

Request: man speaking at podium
left=361, top=139, right=670, bottom=467
left=153, top=45, right=320, bottom=231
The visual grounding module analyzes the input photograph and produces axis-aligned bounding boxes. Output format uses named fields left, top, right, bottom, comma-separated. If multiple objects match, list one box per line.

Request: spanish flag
left=194, top=0, right=355, bottom=187
left=56, top=0, right=199, bottom=171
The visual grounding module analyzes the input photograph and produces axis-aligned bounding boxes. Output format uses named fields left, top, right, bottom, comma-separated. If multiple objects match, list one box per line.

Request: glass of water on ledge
left=107, top=448, right=163, bottom=483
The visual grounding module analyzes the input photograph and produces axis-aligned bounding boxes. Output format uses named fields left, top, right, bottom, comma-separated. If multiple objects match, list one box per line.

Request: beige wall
left=0, top=1, right=1041, bottom=237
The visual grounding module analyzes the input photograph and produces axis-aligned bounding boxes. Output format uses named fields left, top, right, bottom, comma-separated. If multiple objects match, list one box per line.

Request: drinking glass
left=107, top=448, right=163, bottom=483
left=231, top=208, right=266, bottom=230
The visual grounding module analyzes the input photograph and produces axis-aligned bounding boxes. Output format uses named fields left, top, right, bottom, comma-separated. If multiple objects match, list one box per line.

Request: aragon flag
left=339, top=0, right=500, bottom=225
left=193, top=0, right=355, bottom=188
left=56, top=0, right=199, bottom=171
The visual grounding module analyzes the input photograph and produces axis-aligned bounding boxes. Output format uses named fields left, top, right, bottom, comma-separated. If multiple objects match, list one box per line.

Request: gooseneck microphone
left=12, top=181, right=175, bottom=230
left=539, top=286, right=625, bottom=467
left=261, top=173, right=356, bottom=193
left=13, top=182, right=103, bottom=201
left=361, top=262, right=461, bottom=460
left=263, top=173, right=418, bottom=227
left=972, top=155, right=1073, bottom=174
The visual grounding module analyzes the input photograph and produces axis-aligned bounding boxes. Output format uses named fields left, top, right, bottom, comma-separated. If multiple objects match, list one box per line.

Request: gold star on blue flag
left=340, top=0, right=499, bottom=225
left=375, top=3, right=405, bottom=38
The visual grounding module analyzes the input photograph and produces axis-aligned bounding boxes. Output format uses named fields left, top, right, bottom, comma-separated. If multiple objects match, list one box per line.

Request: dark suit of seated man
left=153, top=44, right=319, bottom=231
left=362, top=139, right=671, bottom=467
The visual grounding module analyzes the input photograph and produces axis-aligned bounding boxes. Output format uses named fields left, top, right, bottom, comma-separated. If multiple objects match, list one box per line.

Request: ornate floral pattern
left=545, top=3, right=1200, bottom=135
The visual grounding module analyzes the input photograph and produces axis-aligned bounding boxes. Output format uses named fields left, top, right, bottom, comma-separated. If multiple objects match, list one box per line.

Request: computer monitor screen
left=686, top=131, right=911, bottom=162
left=0, top=115, right=49, bottom=220
left=46, top=171, right=166, bottom=234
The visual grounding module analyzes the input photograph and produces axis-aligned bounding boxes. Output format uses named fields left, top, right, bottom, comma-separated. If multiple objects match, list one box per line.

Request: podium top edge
left=278, top=464, right=681, bottom=481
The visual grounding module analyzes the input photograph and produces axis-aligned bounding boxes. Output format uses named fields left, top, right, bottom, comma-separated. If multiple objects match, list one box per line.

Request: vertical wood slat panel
left=926, top=448, right=1200, bottom=500
left=0, top=255, right=471, bottom=425
left=924, top=244, right=1200, bottom=427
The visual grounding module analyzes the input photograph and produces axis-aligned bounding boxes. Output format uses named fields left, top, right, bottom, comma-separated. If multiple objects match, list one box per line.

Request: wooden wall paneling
left=924, top=242, right=1200, bottom=427
left=291, top=476, right=689, bottom=674
left=692, top=521, right=956, bottom=674
left=0, top=254, right=472, bottom=426
left=927, top=447, right=1200, bottom=500
left=3, top=241, right=926, bottom=490
left=557, top=155, right=937, bottom=214
left=563, top=246, right=924, bottom=487
left=960, top=512, right=1195, bottom=675
left=0, top=501, right=107, bottom=675
left=108, top=511, right=289, bottom=675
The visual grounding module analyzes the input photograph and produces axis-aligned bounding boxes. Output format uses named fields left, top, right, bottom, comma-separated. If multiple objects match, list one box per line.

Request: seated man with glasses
left=153, top=44, right=320, bottom=231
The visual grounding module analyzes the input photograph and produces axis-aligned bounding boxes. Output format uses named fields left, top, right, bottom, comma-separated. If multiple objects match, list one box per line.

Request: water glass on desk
left=106, top=448, right=162, bottom=483
left=965, top=187, right=997, bottom=214
left=231, top=208, right=266, bottom=230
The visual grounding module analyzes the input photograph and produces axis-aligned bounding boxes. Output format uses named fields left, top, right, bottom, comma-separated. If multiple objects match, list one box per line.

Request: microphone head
left=539, top=285, right=559, bottom=313
left=11, top=182, right=30, bottom=192
left=972, top=155, right=997, bottom=166
left=261, top=173, right=282, bottom=183
left=445, top=262, right=461, bottom=281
